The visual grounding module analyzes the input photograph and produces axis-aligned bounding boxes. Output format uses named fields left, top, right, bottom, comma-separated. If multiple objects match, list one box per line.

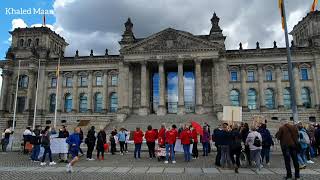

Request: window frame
left=247, top=70, right=255, bottom=82
left=230, top=71, right=238, bottom=81
left=300, top=68, right=309, bottom=80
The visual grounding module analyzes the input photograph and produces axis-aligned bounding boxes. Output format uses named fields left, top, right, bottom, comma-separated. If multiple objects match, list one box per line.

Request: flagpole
left=54, top=56, right=60, bottom=129
left=12, top=60, right=21, bottom=131
left=32, top=59, right=41, bottom=130
left=281, top=0, right=299, bottom=123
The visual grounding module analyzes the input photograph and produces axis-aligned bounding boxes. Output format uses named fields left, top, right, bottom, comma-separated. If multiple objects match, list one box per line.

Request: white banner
left=174, top=139, right=193, bottom=153
left=38, top=138, right=69, bottom=158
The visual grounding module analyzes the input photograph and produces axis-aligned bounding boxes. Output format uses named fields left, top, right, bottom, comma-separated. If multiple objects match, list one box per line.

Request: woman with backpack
left=257, top=123, right=274, bottom=166
left=245, top=125, right=262, bottom=172
left=230, top=124, right=242, bottom=173
left=40, top=126, right=56, bottom=166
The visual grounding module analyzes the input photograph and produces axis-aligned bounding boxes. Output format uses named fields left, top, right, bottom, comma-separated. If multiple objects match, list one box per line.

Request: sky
left=0, top=0, right=317, bottom=93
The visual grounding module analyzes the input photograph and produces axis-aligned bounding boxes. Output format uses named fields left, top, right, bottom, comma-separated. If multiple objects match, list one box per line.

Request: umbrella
left=191, top=121, right=203, bottom=136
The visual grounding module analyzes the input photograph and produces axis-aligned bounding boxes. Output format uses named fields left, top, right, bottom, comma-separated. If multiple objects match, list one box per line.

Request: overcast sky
left=52, top=0, right=311, bottom=56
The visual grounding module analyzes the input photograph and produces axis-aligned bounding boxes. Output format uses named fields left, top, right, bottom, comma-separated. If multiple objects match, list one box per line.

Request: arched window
left=265, top=89, right=275, bottom=109
left=230, top=90, right=240, bottom=106
left=79, top=93, right=88, bottom=113
left=27, top=39, right=32, bottom=47
left=49, top=94, right=56, bottom=113
left=248, top=88, right=257, bottom=110
left=110, top=92, right=118, bottom=112
left=301, top=87, right=311, bottom=108
left=283, top=88, right=291, bottom=109
left=35, top=38, right=39, bottom=46
left=64, top=94, right=72, bottom=112
left=19, top=75, right=29, bottom=88
left=19, top=39, right=24, bottom=47
left=94, top=92, right=103, bottom=112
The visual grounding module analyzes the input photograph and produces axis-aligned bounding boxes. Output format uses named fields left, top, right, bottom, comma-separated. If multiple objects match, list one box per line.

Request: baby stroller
left=156, top=145, right=166, bottom=161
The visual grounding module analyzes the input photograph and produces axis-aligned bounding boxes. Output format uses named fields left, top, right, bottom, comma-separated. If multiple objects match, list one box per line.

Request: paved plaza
left=1, top=151, right=320, bottom=179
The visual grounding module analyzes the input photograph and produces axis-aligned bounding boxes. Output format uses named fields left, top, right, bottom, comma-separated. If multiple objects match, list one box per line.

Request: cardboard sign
left=222, top=106, right=242, bottom=122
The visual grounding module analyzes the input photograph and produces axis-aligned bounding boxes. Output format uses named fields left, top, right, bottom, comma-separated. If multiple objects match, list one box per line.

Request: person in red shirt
left=171, top=124, right=178, bottom=151
left=191, top=127, right=199, bottom=159
left=180, top=125, right=192, bottom=162
left=145, top=125, right=157, bottom=159
left=158, top=124, right=166, bottom=147
left=133, top=127, right=144, bottom=159
left=165, top=127, right=177, bottom=164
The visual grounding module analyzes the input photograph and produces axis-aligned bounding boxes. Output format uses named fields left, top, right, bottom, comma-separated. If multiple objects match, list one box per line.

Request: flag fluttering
left=278, top=0, right=285, bottom=30
left=311, top=0, right=318, bottom=12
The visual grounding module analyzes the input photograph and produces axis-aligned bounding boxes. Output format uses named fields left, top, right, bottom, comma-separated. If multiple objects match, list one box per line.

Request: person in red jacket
left=133, top=127, right=144, bottom=159
left=158, top=124, right=166, bottom=147
left=145, top=125, right=157, bottom=159
left=171, top=124, right=178, bottom=151
left=191, top=127, right=199, bottom=159
left=165, top=127, right=177, bottom=164
left=180, top=125, right=192, bottom=162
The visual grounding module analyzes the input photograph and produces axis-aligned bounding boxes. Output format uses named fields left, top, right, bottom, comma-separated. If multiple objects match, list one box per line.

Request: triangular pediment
left=121, top=28, right=220, bottom=53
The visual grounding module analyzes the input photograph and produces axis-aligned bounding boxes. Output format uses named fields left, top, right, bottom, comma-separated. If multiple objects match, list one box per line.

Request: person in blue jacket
left=258, top=123, right=274, bottom=166
left=66, top=127, right=81, bottom=173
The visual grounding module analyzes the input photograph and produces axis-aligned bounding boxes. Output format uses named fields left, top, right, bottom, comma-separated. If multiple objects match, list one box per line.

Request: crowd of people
left=1, top=119, right=320, bottom=178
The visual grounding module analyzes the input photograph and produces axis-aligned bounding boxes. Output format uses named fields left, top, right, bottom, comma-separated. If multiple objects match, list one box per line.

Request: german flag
left=279, top=0, right=285, bottom=30
left=311, top=0, right=318, bottom=12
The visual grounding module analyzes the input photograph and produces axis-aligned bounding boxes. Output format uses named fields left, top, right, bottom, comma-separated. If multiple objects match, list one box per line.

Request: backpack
left=41, top=135, right=50, bottom=147
left=253, top=136, right=261, bottom=147
left=299, top=130, right=310, bottom=145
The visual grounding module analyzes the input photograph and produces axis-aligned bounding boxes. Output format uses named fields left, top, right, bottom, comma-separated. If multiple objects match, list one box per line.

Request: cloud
left=51, top=0, right=311, bottom=55
left=11, top=19, right=28, bottom=30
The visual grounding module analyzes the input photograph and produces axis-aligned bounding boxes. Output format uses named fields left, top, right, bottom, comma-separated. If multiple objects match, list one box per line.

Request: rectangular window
left=51, top=77, right=57, bottom=88
left=283, top=70, right=289, bottom=80
left=265, top=70, right=272, bottom=81
left=17, top=97, right=26, bottom=113
left=96, top=76, right=102, bottom=86
left=247, top=71, right=255, bottom=81
left=301, top=68, right=309, bottom=80
left=80, top=76, right=87, bottom=87
left=65, top=77, right=72, bottom=87
left=111, top=75, right=118, bottom=86
left=230, top=71, right=238, bottom=81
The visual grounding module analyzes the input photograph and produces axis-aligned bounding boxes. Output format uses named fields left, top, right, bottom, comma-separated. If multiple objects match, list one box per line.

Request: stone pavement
left=1, top=152, right=320, bottom=179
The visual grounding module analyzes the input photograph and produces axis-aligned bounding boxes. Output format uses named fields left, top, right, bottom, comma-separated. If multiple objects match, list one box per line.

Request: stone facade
left=1, top=12, right=320, bottom=130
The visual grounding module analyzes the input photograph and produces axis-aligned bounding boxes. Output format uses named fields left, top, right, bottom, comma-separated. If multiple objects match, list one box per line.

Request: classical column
left=26, top=70, right=35, bottom=112
left=177, top=59, right=185, bottom=115
left=311, top=62, right=320, bottom=107
left=102, top=70, right=108, bottom=113
left=240, top=65, right=248, bottom=110
left=258, top=65, right=265, bottom=111
left=87, top=71, right=93, bottom=113
left=0, top=70, right=11, bottom=113
left=195, top=58, right=203, bottom=114
left=72, top=71, right=78, bottom=112
left=123, top=63, right=130, bottom=113
left=157, top=60, right=166, bottom=115
left=276, top=65, right=284, bottom=109
left=37, top=63, right=46, bottom=115
left=139, top=61, right=149, bottom=115
left=293, top=64, right=302, bottom=107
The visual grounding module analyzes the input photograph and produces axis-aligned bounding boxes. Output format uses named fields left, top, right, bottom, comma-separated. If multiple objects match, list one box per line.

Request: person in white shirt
left=246, top=125, right=263, bottom=171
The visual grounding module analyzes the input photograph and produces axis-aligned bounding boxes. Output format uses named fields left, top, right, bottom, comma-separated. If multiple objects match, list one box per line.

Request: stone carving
left=273, top=41, right=277, bottom=48
left=239, top=42, right=243, bottom=50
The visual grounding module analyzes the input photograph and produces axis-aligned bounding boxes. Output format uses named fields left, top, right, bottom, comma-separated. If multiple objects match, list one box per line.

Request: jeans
left=281, top=145, right=300, bottom=179
left=192, top=142, right=198, bottom=158
left=134, top=143, right=142, bottom=159
left=146, top=142, right=156, bottom=158
left=220, top=145, right=231, bottom=167
left=1, top=138, right=9, bottom=152
left=245, top=145, right=251, bottom=165
left=250, top=149, right=262, bottom=170
left=110, top=142, right=116, bottom=155
left=41, top=146, right=53, bottom=162
left=261, top=146, right=271, bottom=164
left=215, top=145, right=221, bottom=166
left=183, top=144, right=191, bottom=162
left=119, top=141, right=125, bottom=153
left=202, top=142, right=209, bottom=156
left=86, top=143, right=95, bottom=159
left=230, top=147, right=241, bottom=168
left=297, top=148, right=307, bottom=166
left=165, top=144, right=175, bottom=161
left=31, top=144, right=40, bottom=161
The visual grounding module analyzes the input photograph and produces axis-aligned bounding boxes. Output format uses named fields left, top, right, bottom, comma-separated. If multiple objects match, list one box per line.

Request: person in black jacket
left=110, top=128, right=117, bottom=155
left=30, top=125, right=41, bottom=162
left=213, top=124, right=223, bottom=167
left=79, top=128, right=84, bottom=156
left=58, top=126, right=69, bottom=163
left=240, top=123, right=251, bottom=166
left=96, top=127, right=107, bottom=160
left=230, top=124, right=242, bottom=173
left=85, top=126, right=96, bottom=160
left=258, top=123, right=274, bottom=165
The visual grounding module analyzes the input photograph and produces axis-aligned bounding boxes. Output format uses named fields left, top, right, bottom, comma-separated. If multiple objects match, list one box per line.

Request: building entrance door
left=167, top=72, right=178, bottom=113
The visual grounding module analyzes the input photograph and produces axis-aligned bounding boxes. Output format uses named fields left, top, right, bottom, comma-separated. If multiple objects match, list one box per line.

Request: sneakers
left=86, top=158, right=90, bottom=161
left=40, top=162, right=46, bottom=166
left=66, top=164, right=71, bottom=173
left=266, top=163, right=271, bottom=166
left=49, top=161, right=56, bottom=166
left=89, top=158, right=95, bottom=161
left=164, top=161, right=169, bottom=164
left=172, top=161, right=176, bottom=164
left=307, top=160, right=314, bottom=164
